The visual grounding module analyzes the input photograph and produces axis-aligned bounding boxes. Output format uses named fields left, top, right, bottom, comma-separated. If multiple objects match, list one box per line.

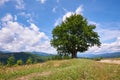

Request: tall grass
left=0, top=59, right=120, bottom=80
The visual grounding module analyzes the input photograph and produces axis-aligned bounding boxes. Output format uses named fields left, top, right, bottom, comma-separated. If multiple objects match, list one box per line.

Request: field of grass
left=0, top=59, right=120, bottom=80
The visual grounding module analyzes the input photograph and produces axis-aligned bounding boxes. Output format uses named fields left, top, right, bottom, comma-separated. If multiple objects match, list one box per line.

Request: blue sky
left=0, top=0, right=120, bottom=54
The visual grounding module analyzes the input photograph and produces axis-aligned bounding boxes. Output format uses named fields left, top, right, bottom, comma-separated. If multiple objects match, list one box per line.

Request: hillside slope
left=0, top=52, right=51, bottom=64
left=0, top=59, right=120, bottom=80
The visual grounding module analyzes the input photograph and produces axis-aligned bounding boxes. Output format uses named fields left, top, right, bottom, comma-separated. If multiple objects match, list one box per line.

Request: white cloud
left=84, top=21, right=120, bottom=54
left=52, top=6, right=57, bottom=13
left=75, top=5, right=83, bottom=15
left=84, top=21, right=120, bottom=43
left=88, top=21, right=100, bottom=26
left=30, top=23, right=39, bottom=31
left=62, top=8, right=68, bottom=12
left=54, top=18, right=62, bottom=26
left=0, top=0, right=25, bottom=10
left=86, top=37, right=120, bottom=54
left=0, top=14, right=56, bottom=53
left=18, top=12, right=31, bottom=18
left=0, top=0, right=10, bottom=6
left=14, top=15, right=17, bottom=21
left=63, top=5, right=83, bottom=21
left=54, top=5, right=84, bottom=26
left=62, top=12, right=74, bottom=21
left=37, top=0, right=46, bottom=4
left=1, top=13, right=13, bottom=22
left=18, top=12, right=33, bottom=23
left=98, top=29, right=120, bottom=42
left=15, top=0, right=25, bottom=9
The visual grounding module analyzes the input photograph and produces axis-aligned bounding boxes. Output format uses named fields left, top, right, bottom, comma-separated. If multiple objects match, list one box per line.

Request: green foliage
left=92, top=57, right=103, bottom=61
left=26, top=57, right=33, bottom=65
left=33, top=59, right=38, bottom=64
left=16, top=59, right=23, bottom=65
left=52, top=55, right=63, bottom=60
left=7, top=56, right=15, bottom=66
left=0, top=62, right=4, bottom=67
left=51, top=14, right=101, bottom=58
left=51, top=54, right=71, bottom=60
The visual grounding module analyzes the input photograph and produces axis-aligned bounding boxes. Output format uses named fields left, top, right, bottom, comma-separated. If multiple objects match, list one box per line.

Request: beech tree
left=51, top=14, right=101, bottom=58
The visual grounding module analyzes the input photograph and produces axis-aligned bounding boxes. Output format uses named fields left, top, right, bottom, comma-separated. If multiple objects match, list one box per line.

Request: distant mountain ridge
left=0, top=51, right=54, bottom=64
left=78, top=52, right=120, bottom=58
left=32, top=51, right=54, bottom=56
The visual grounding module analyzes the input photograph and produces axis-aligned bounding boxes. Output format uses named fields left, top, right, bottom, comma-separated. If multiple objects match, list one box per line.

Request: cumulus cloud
left=62, top=12, right=74, bottom=21
left=75, top=5, right=83, bottom=15
left=0, top=0, right=25, bottom=10
left=84, top=21, right=120, bottom=54
left=54, top=5, right=84, bottom=26
left=18, top=12, right=34, bottom=23
left=37, top=0, right=46, bottom=4
left=1, top=14, right=13, bottom=22
left=0, top=0, right=10, bottom=6
left=15, top=0, right=25, bottom=9
left=62, top=5, right=83, bottom=22
left=0, top=14, right=56, bottom=53
left=86, top=37, right=120, bottom=54
left=98, top=29, right=120, bottom=42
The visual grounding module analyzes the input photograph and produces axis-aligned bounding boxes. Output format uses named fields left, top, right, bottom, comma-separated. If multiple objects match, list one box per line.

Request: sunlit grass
left=0, top=59, right=120, bottom=80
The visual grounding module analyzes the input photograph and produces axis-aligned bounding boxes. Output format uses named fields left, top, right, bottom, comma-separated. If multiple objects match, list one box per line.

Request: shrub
left=33, top=59, right=38, bottom=64
left=7, top=56, right=15, bottom=66
left=0, top=62, right=4, bottom=67
left=26, top=57, right=33, bottom=65
left=17, top=59, right=23, bottom=65
left=92, top=57, right=103, bottom=61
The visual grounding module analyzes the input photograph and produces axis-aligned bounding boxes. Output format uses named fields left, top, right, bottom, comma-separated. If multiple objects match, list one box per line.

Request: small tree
left=17, top=59, right=23, bottom=65
left=26, top=57, right=32, bottom=65
left=33, top=59, right=38, bottom=64
left=7, top=56, right=15, bottom=66
left=51, top=14, right=101, bottom=58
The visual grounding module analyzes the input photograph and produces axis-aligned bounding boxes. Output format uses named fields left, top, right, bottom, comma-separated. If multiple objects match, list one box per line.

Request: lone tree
left=51, top=14, right=101, bottom=58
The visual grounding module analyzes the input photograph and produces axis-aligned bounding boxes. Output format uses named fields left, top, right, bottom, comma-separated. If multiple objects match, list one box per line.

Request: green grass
left=0, top=59, right=120, bottom=80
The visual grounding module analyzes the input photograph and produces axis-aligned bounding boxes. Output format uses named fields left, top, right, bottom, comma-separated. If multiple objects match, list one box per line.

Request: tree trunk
left=71, top=52, right=77, bottom=58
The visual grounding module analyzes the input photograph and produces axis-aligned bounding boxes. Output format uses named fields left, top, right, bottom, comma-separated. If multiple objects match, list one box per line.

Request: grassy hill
left=0, top=59, right=120, bottom=80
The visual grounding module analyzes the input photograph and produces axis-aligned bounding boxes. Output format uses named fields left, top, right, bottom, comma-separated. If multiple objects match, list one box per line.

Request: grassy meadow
left=0, top=59, right=120, bottom=80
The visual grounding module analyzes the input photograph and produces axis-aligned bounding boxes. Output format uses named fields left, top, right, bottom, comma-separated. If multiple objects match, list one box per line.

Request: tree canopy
left=51, top=14, right=101, bottom=58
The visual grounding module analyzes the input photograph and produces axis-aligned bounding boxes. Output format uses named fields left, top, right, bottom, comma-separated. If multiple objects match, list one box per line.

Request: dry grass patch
left=15, top=71, right=51, bottom=80
left=98, top=59, right=120, bottom=64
